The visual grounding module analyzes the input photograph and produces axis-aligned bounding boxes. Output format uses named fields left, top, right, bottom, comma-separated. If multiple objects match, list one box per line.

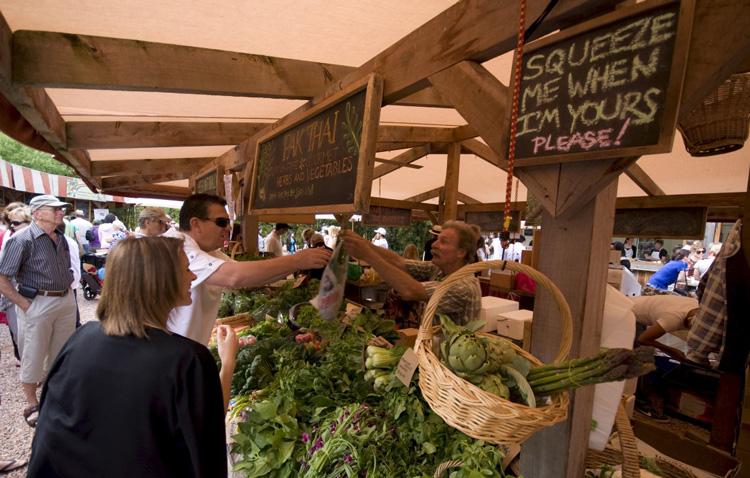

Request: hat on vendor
left=429, top=225, right=443, bottom=236
left=29, top=194, right=71, bottom=212
left=375, top=227, right=387, bottom=235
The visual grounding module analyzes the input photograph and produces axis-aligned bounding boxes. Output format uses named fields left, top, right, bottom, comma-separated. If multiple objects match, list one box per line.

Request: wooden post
left=242, top=213, right=258, bottom=256
left=520, top=180, right=617, bottom=478
left=443, top=142, right=460, bottom=221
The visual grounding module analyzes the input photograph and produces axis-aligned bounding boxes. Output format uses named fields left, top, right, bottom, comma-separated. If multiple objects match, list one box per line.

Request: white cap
left=375, top=227, right=386, bottom=235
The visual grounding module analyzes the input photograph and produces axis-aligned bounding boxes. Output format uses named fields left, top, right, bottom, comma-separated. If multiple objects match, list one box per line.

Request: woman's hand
left=216, top=325, right=239, bottom=367
left=340, top=230, right=373, bottom=260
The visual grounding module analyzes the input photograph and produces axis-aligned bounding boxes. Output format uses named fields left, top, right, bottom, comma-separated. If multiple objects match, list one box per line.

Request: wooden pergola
left=0, top=1, right=748, bottom=475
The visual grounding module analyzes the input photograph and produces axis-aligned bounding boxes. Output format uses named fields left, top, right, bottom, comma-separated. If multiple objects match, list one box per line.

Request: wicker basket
left=415, top=260, right=573, bottom=445
left=678, top=72, right=750, bottom=156
left=585, top=401, right=697, bottom=478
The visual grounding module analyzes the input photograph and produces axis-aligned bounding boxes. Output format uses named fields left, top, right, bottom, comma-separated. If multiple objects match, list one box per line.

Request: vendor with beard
left=340, top=220, right=481, bottom=325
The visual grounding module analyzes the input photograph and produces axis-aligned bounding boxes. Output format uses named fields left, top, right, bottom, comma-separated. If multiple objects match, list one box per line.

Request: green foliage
left=0, top=132, right=75, bottom=176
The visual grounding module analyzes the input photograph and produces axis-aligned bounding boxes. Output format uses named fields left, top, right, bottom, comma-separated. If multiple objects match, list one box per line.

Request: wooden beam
left=405, top=187, right=443, bottom=203
left=443, top=143, right=461, bottom=221
left=372, top=145, right=431, bottom=179
left=12, top=30, right=448, bottom=108
left=91, top=157, right=213, bottom=177
left=101, top=171, right=194, bottom=190
left=461, top=139, right=507, bottom=170
left=373, top=157, right=422, bottom=169
left=521, top=180, right=617, bottom=478
left=0, top=14, right=95, bottom=188
left=375, top=142, right=425, bottom=153
left=458, top=201, right=526, bottom=213
left=369, top=196, right=439, bottom=212
left=678, top=0, right=750, bottom=118
left=456, top=192, right=480, bottom=204
left=625, top=163, right=665, bottom=196
left=346, top=0, right=619, bottom=105
left=67, top=121, right=268, bottom=149
left=377, top=125, right=456, bottom=143
left=616, top=192, right=745, bottom=209
left=452, top=124, right=480, bottom=142
left=429, top=61, right=510, bottom=161
left=105, top=184, right=191, bottom=200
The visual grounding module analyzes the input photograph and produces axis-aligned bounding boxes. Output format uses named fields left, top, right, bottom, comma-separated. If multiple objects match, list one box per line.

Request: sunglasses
left=200, top=217, right=231, bottom=228
left=696, top=249, right=705, bottom=253
left=10, top=220, right=28, bottom=226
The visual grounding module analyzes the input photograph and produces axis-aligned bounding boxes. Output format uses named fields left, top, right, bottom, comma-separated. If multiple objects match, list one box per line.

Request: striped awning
left=2, top=159, right=124, bottom=203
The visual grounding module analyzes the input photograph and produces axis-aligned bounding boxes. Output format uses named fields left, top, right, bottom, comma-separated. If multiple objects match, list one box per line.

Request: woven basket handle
left=415, top=260, right=572, bottom=364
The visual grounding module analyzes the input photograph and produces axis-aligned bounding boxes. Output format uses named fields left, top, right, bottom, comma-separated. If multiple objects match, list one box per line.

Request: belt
left=37, top=289, right=69, bottom=297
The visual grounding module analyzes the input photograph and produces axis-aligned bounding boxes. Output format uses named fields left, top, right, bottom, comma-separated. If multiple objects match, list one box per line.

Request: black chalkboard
left=250, top=75, right=383, bottom=215
left=463, top=211, right=520, bottom=233
left=614, top=207, right=706, bottom=239
left=514, top=0, right=694, bottom=165
left=363, top=206, right=412, bottom=226
left=195, top=169, right=217, bottom=194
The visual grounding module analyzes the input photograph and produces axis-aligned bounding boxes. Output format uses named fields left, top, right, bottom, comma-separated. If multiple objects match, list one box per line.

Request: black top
left=28, top=322, right=227, bottom=478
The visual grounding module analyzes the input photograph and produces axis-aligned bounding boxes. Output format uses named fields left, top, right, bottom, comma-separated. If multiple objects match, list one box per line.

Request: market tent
left=0, top=0, right=746, bottom=209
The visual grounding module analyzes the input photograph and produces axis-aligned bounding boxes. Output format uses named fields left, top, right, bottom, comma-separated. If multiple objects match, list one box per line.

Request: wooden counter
left=630, top=260, right=661, bottom=286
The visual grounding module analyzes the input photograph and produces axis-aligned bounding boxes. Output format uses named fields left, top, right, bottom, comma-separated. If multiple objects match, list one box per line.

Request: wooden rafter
left=372, top=145, right=431, bottom=179
left=461, top=139, right=507, bottom=169
left=101, top=171, right=194, bottom=191
left=91, top=157, right=213, bottom=177
left=624, top=163, right=665, bottom=196
left=12, top=30, right=448, bottom=108
left=405, top=187, right=442, bottom=203
left=430, top=61, right=510, bottom=161
left=0, top=14, right=97, bottom=188
left=370, top=196, right=439, bottom=212
left=67, top=122, right=269, bottom=149
left=373, top=157, right=422, bottom=169
left=456, top=192, right=480, bottom=204
left=105, top=184, right=191, bottom=200
left=377, top=125, right=456, bottom=143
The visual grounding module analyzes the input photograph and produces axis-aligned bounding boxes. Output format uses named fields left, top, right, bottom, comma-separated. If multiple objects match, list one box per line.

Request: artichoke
left=446, top=333, right=488, bottom=374
left=477, top=374, right=510, bottom=399
left=485, top=337, right=517, bottom=365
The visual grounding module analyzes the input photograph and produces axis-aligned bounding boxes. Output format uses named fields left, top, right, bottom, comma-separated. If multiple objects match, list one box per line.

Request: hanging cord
left=503, top=0, right=527, bottom=232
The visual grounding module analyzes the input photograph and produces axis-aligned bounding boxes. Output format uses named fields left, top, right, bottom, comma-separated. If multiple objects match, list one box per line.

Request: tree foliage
left=0, top=133, right=75, bottom=176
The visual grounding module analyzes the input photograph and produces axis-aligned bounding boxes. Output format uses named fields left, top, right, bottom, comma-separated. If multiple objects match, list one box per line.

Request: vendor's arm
left=341, top=231, right=427, bottom=301
left=636, top=323, right=687, bottom=362
left=215, top=325, right=239, bottom=413
left=206, top=247, right=331, bottom=289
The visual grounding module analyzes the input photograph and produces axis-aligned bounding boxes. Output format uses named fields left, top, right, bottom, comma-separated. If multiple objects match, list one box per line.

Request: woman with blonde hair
left=28, top=237, right=238, bottom=478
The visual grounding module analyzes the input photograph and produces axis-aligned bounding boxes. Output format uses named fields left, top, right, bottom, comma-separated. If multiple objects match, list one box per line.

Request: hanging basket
left=415, top=260, right=573, bottom=445
left=677, top=72, right=750, bottom=156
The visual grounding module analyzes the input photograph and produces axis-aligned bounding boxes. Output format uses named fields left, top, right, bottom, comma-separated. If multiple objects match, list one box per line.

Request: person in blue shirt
left=645, top=249, right=689, bottom=294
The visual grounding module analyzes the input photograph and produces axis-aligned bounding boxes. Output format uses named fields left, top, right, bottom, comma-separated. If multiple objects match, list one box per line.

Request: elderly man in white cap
left=0, top=195, right=77, bottom=427
left=371, top=227, right=389, bottom=249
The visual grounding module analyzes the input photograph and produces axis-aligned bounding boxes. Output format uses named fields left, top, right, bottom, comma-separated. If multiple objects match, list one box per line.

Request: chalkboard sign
left=614, top=207, right=706, bottom=239
left=363, top=206, right=412, bottom=226
left=195, top=168, right=217, bottom=194
left=514, top=0, right=694, bottom=165
left=250, top=75, right=383, bottom=215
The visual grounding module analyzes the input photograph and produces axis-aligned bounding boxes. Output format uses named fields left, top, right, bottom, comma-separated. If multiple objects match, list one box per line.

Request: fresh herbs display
left=218, top=283, right=655, bottom=477
left=218, top=279, right=321, bottom=318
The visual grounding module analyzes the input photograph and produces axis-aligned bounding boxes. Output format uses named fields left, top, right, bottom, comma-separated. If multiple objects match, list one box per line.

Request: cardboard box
left=496, top=309, right=533, bottom=340
left=609, top=250, right=622, bottom=265
left=489, top=270, right=514, bottom=290
left=633, top=419, right=740, bottom=477
left=396, top=328, right=419, bottom=348
left=480, top=296, right=519, bottom=332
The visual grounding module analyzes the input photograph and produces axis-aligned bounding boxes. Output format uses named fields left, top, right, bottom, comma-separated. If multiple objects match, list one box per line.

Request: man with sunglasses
left=0, top=195, right=77, bottom=427
left=165, top=194, right=331, bottom=345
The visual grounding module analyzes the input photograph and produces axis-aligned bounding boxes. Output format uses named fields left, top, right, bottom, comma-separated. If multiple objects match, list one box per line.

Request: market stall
left=0, top=0, right=748, bottom=476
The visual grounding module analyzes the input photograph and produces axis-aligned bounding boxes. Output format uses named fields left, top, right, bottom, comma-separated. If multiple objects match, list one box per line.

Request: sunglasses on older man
left=10, top=220, right=28, bottom=226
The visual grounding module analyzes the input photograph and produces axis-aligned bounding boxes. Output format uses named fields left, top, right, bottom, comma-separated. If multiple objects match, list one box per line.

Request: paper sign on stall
left=395, top=348, right=419, bottom=386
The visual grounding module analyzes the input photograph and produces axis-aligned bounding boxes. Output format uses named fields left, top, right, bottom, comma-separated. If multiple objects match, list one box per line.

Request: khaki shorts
left=17, top=293, right=76, bottom=384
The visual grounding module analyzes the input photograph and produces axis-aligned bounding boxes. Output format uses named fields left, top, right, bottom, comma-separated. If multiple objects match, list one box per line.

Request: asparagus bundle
left=527, top=346, right=655, bottom=396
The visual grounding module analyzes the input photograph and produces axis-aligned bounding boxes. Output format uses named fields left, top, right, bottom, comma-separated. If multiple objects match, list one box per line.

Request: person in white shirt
left=165, top=195, right=329, bottom=345
left=693, top=242, right=721, bottom=280
left=371, top=227, right=389, bottom=249
left=70, top=210, right=93, bottom=253
left=263, top=223, right=288, bottom=257
left=510, top=235, right=526, bottom=262
left=63, top=235, right=82, bottom=327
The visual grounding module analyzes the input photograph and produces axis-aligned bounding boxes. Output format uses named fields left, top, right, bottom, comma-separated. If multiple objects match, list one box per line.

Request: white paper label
left=395, top=348, right=419, bottom=386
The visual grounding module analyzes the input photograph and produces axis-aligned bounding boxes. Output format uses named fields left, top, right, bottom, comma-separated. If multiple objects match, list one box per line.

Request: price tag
left=395, top=348, right=419, bottom=387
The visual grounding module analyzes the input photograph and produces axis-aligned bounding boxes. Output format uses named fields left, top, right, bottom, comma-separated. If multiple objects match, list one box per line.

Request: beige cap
left=138, top=206, right=169, bottom=222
